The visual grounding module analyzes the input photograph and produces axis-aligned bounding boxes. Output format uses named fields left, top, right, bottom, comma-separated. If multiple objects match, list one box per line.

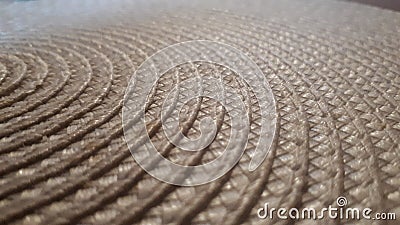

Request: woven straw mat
left=0, top=0, right=399, bottom=224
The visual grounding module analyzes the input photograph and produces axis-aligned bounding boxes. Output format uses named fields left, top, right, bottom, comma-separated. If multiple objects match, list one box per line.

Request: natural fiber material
left=0, top=0, right=399, bottom=224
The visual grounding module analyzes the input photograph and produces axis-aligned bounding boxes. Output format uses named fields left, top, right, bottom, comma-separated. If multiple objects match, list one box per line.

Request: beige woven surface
left=0, top=0, right=399, bottom=224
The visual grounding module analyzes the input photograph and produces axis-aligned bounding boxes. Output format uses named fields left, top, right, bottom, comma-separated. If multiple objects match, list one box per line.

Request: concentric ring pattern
left=0, top=0, right=399, bottom=224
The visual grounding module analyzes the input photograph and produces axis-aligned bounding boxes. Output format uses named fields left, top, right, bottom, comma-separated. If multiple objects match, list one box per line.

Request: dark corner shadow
left=345, top=0, right=400, bottom=11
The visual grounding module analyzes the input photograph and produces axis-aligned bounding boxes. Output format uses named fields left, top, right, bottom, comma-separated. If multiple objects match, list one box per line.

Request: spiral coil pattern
left=0, top=0, right=399, bottom=224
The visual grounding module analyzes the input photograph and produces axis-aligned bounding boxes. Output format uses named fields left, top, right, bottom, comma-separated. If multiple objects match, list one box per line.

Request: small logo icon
left=336, top=196, right=348, bottom=207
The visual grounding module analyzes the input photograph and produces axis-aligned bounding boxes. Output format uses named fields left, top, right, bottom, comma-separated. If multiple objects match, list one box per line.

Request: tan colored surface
left=0, top=0, right=399, bottom=224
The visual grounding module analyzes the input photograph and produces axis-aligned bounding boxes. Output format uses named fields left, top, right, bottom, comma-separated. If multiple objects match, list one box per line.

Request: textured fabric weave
left=0, top=0, right=399, bottom=224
